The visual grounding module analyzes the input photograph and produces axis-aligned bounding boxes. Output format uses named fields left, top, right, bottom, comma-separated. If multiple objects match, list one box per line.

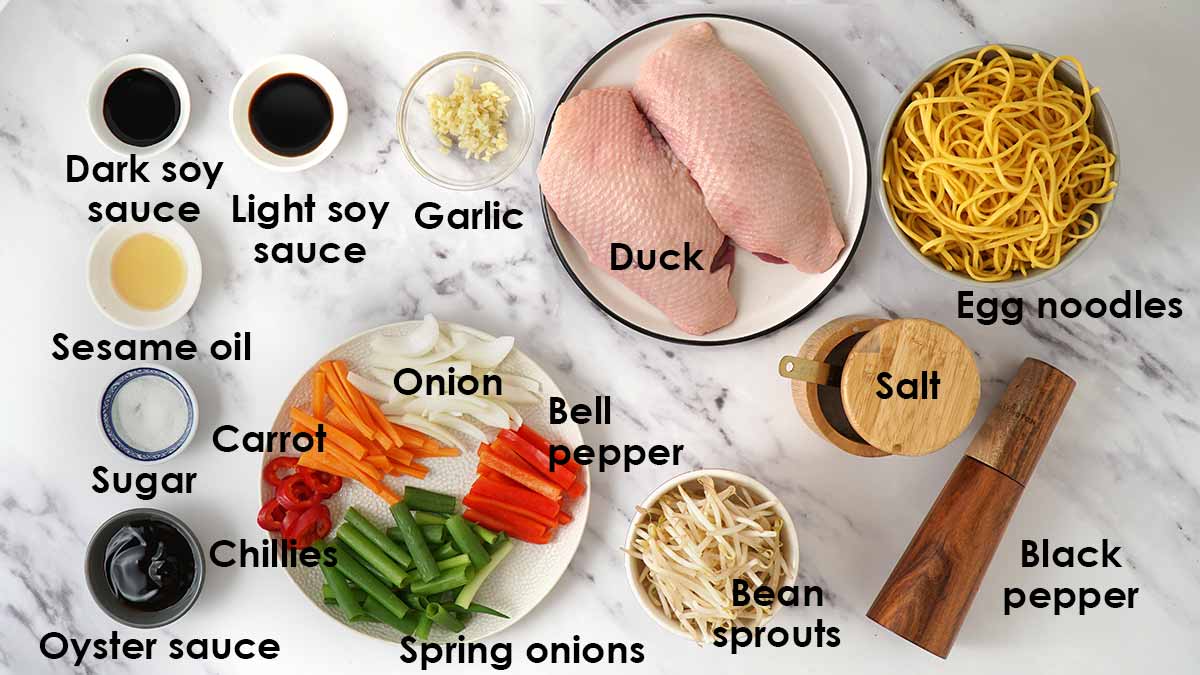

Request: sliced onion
left=453, top=334, right=514, bottom=369
left=379, top=395, right=414, bottom=416
left=371, top=314, right=439, bottom=358
left=422, top=360, right=473, bottom=380
left=477, top=369, right=541, bottom=395
left=486, top=385, right=540, bottom=405
left=386, top=414, right=465, bottom=453
left=372, top=339, right=463, bottom=370
left=488, top=398, right=523, bottom=429
left=405, top=395, right=511, bottom=428
left=427, top=412, right=488, bottom=444
left=347, top=370, right=396, bottom=403
left=445, top=322, right=493, bottom=341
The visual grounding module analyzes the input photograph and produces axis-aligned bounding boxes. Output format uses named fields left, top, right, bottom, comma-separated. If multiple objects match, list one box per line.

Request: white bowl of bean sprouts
left=623, top=469, right=799, bottom=642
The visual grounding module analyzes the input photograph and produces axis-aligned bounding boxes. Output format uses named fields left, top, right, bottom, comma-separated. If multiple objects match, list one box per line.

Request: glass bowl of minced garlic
left=398, top=52, right=533, bottom=190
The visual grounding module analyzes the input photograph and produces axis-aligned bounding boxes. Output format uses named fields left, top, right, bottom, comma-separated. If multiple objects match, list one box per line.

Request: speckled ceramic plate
left=262, top=320, right=589, bottom=643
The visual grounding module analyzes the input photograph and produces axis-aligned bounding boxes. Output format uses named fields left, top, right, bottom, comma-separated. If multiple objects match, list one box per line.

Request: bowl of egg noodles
left=878, top=44, right=1119, bottom=286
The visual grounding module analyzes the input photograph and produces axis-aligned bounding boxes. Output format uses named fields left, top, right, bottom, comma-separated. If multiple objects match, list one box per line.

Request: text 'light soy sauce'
left=249, top=74, right=333, bottom=157
left=103, top=68, right=181, bottom=147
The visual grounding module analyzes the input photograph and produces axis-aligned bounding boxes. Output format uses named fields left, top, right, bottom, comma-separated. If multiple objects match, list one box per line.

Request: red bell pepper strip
left=463, top=508, right=550, bottom=544
left=257, top=499, right=288, bottom=532
left=517, top=424, right=583, bottom=475
left=566, top=473, right=586, bottom=499
left=464, top=492, right=558, bottom=530
left=283, top=503, right=331, bottom=549
left=477, top=466, right=525, bottom=489
left=479, top=449, right=562, bottom=501
left=469, top=475, right=560, bottom=518
left=495, top=429, right=575, bottom=489
left=263, top=456, right=305, bottom=487
left=276, top=473, right=322, bottom=511
left=308, top=470, right=342, bottom=496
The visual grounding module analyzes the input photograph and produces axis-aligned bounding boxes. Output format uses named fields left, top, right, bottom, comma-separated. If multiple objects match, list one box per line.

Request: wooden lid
left=965, top=358, right=1075, bottom=485
left=841, top=319, right=980, bottom=456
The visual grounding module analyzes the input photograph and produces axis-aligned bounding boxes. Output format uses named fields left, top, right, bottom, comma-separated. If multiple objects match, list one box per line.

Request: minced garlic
left=427, top=73, right=511, bottom=161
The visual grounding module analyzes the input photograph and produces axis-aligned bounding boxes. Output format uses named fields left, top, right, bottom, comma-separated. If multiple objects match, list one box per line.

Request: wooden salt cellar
left=780, top=316, right=981, bottom=458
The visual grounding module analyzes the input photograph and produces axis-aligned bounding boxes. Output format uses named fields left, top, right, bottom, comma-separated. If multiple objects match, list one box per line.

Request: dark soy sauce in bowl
left=249, top=74, right=333, bottom=157
left=103, top=68, right=181, bottom=147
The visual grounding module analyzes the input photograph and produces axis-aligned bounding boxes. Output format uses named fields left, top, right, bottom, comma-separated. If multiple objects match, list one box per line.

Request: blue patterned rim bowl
left=99, top=364, right=198, bottom=463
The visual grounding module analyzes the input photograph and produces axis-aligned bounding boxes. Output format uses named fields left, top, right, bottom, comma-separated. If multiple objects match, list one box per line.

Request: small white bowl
left=99, top=364, right=198, bottom=463
left=624, top=468, right=800, bottom=641
left=86, top=221, right=203, bottom=330
left=398, top=52, right=533, bottom=190
left=229, top=54, right=348, bottom=172
left=88, top=54, right=191, bottom=158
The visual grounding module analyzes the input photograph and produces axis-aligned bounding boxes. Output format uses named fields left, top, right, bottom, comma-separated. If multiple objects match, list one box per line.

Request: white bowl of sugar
left=99, top=364, right=198, bottom=463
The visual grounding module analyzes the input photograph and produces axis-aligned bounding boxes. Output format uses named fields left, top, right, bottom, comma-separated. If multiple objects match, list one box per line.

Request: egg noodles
left=883, top=45, right=1117, bottom=281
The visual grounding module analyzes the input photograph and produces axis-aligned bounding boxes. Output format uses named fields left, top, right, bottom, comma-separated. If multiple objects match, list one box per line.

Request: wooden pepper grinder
left=867, top=358, right=1075, bottom=658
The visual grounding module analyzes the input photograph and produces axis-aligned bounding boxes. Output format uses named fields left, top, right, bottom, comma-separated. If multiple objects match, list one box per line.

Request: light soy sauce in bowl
left=249, top=74, right=332, bottom=157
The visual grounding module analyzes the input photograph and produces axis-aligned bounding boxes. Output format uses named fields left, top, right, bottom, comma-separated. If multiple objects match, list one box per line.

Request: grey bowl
left=85, top=508, right=205, bottom=629
left=877, top=44, right=1120, bottom=288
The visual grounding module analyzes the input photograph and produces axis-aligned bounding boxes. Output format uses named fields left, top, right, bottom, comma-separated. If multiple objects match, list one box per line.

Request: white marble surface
left=2, top=0, right=1198, bottom=673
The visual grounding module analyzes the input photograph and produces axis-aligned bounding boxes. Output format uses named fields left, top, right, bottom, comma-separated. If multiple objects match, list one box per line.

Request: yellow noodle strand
left=883, top=45, right=1117, bottom=281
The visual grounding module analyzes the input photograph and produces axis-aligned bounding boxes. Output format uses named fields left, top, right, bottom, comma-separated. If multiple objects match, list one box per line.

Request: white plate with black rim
left=262, top=320, right=589, bottom=643
left=539, top=13, right=869, bottom=346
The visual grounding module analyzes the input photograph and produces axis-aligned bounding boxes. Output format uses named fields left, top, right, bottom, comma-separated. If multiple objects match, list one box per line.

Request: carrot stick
left=469, top=475, right=561, bottom=518
left=389, top=462, right=429, bottom=480
left=324, top=448, right=386, bottom=493
left=391, top=424, right=429, bottom=448
left=320, top=362, right=376, bottom=441
left=463, top=508, right=549, bottom=544
left=378, top=444, right=415, bottom=466
left=322, top=440, right=383, bottom=480
left=479, top=450, right=562, bottom=500
left=289, top=407, right=368, bottom=460
left=325, top=408, right=370, bottom=445
left=298, top=440, right=398, bottom=506
left=336, top=365, right=396, bottom=449
left=298, top=448, right=356, bottom=479
left=364, top=455, right=390, bottom=470
left=332, top=361, right=381, bottom=438
left=464, top=493, right=558, bottom=529
left=354, top=388, right=405, bottom=449
left=408, top=444, right=460, bottom=458
left=312, top=371, right=327, bottom=420
left=557, top=510, right=572, bottom=525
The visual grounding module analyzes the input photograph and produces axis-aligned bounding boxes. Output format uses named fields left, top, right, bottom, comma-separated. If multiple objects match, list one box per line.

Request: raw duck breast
left=539, top=87, right=736, bottom=335
left=633, top=22, right=845, bottom=273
